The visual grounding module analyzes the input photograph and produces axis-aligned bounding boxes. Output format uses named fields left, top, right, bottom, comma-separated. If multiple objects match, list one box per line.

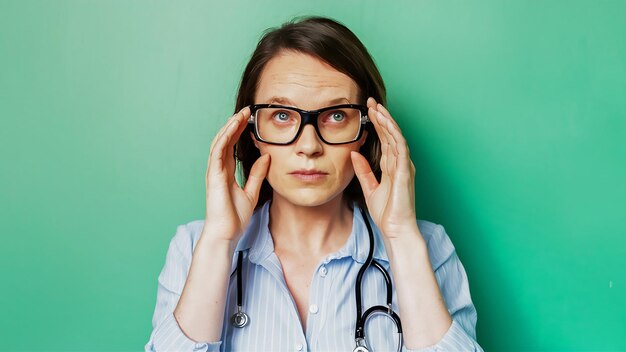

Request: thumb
left=351, top=151, right=378, bottom=199
left=243, top=154, right=271, bottom=204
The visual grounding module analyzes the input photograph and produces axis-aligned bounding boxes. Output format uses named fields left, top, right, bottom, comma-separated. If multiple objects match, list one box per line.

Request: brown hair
left=234, top=16, right=386, bottom=210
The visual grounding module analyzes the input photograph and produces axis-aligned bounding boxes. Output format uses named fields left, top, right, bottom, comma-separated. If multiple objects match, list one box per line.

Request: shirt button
left=309, top=304, right=318, bottom=314
left=295, top=343, right=303, bottom=351
left=319, top=266, right=327, bottom=277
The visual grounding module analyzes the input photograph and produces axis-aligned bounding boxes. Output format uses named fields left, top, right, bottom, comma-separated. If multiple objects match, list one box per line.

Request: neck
left=268, top=194, right=354, bottom=258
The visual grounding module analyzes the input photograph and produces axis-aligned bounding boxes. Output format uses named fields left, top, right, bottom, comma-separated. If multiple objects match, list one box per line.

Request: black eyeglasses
left=248, top=104, right=370, bottom=145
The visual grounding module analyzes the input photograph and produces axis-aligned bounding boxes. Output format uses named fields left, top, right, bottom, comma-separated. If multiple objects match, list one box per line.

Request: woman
left=146, top=16, right=483, bottom=352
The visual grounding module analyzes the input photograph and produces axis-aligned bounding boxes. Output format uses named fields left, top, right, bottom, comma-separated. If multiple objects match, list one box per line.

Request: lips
left=289, top=169, right=328, bottom=182
left=289, top=169, right=328, bottom=175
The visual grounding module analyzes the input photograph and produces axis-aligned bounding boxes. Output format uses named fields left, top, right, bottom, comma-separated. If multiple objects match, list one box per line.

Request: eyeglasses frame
left=247, top=103, right=370, bottom=145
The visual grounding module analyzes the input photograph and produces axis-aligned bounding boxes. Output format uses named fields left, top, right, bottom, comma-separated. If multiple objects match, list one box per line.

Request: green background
left=1, top=1, right=625, bottom=351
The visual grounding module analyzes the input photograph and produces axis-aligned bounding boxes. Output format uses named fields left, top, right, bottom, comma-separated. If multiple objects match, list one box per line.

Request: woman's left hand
left=351, top=97, right=420, bottom=240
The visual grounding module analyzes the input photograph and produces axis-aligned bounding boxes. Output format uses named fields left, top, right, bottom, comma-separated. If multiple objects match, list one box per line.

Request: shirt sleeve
left=144, top=224, right=223, bottom=352
left=402, top=224, right=484, bottom=352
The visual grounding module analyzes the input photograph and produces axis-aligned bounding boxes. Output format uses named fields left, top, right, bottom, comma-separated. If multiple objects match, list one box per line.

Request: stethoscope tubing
left=354, top=207, right=403, bottom=352
left=230, top=207, right=404, bottom=351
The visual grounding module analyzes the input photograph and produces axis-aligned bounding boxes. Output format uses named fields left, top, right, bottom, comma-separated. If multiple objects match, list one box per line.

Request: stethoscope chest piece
left=230, top=306, right=249, bottom=328
left=229, top=208, right=403, bottom=351
left=353, top=337, right=369, bottom=352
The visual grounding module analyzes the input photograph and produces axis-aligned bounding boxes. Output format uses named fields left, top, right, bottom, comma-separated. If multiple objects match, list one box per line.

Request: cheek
left=333, top=153, right=357, bottom=183
left=259, top=148, right=284, bottom=180
left=259, top=146, right=358, bottom=191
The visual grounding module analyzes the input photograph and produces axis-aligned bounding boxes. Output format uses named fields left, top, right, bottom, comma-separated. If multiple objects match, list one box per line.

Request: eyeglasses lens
left=255, top=107, right=362, bottom=143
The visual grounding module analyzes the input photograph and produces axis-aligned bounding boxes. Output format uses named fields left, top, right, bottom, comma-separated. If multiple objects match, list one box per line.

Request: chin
left=274, top=188, right=342, bottom=207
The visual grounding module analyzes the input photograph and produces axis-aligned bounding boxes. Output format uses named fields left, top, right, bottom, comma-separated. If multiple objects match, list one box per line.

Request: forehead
left=255, top=50, right=360, bottom=108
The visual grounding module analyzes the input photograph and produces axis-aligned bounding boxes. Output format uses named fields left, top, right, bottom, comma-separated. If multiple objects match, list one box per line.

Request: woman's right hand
left=202, top=106, right=270, bottom=242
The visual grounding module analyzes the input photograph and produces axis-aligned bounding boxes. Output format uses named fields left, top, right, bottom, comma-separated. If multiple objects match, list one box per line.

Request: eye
left=273, top=111, right=291, bottom=122
left=328, top=111, right=345, bottom=122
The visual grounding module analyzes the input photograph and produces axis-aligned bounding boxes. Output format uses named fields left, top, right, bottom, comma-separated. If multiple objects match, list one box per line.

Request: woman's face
left=252, top=50, right=368, bottom=207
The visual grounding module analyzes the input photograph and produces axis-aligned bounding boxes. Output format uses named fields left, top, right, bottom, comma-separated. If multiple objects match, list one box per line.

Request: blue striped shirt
left=145, top=200, right=483, bottom=351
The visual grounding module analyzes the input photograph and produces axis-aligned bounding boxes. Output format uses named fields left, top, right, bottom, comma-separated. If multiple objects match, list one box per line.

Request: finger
left=227, top=106, right=251, bottom=151
left=207, top=114, right=236, bottom=182
left=206, top=111, right=242, bottom=189
left=376, top=104, right=410, bottom=156
left=385, top=118, right=414, bottom=176
left=210, top=107, right=248, bottom=156
left=376, top=103, right=402, bottom=131
left=210, top=107, right=249, bottom=170
left=210, top=112, right=238, bottom=154
left=224, top=107, right=252, bottom=173
left=207, top=123, right=241, bottom=181
left=208, top=117, right=232, bottom=174
left=377, top=104, right=410, bottom=158
left=351, top=151, right=378, bottom=199
left=367, top=96, right=377, bottom=110
left=383, top=115, right=410, bottom=157
left=377, top=108, right=414, bottom=177
left=243, top=153, right=271, bottom=205
left=372, top=107, right=396, bottom=176
left=376, top=105, right=401, bottom=147
left=377, top=111, right=398, bottom=156
left=368, top=106, right=389, bottom=175
left=377, top=111, right=398, bottom=175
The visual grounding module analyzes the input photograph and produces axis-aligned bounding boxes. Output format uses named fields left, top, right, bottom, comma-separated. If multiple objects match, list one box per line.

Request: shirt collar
left=235, top=200, right=389, bottom=265
left=333, top=202, right=389, bottom=264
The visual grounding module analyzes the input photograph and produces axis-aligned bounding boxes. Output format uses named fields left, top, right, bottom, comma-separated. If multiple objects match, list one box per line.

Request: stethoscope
left=229, top=207, right=403, bottom=352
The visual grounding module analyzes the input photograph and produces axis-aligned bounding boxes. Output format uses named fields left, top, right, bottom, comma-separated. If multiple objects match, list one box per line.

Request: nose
left=294, top=124, right=323, bottom=157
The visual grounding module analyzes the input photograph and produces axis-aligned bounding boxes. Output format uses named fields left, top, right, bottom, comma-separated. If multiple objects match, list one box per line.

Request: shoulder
left=167, top=204, right=269, bottom=257
left=166, top=219, right=205, bottom=260
left=416, top=219, right=457, bottom=271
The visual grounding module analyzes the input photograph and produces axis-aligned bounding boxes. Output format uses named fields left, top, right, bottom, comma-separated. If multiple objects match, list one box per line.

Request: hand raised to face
left=203, top=106, right=271, bottom=242
left=351, top=97, right=420, bottom=239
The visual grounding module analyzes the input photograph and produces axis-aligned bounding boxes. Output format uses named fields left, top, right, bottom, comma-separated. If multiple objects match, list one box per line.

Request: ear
left=358, top=130, right=368, bottom=148
left=250, top=131, right=260, bottom=149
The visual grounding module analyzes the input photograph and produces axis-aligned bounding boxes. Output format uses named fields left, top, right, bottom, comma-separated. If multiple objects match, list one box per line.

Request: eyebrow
left=265, top=96, right=351, bottom=106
